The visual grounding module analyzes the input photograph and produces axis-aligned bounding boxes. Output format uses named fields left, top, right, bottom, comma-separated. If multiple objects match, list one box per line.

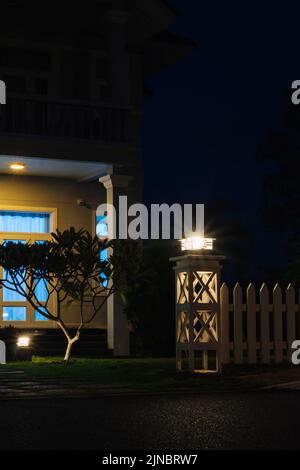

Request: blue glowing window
left=35, top=307, right=48, bottom=321
left=1, top=239, right=50, bottom=322
left=3, top=240, right=26, bottom=302
left=96, top=215, right=108, bottom=286
left=96, top=214, right=108, bottom=238
left=0, top=211, right=50, bottom=233
left=3, top=307, right=26, bottom=321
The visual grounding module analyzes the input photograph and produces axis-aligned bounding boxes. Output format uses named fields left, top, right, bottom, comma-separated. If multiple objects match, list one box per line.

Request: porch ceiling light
left=17, top=336, right=30, bottom=348
left=10, top=163, right=26, bottom=171
left=181, top=236, right=215, bottom=252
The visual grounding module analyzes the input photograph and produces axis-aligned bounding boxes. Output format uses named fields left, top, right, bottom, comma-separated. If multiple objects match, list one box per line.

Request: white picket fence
left=220, top=283, right=300, bottom=365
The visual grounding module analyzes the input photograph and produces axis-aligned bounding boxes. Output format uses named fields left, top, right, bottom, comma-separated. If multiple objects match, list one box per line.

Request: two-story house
left=0, top=0, right=194, bottom=356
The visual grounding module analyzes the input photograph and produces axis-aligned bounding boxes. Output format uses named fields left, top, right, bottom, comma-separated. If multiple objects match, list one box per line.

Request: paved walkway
left=0, top=369, right=41, bottom=399
left=0, top=368, right=139, bottom=400
left=3, top=366, right=300, bottom=400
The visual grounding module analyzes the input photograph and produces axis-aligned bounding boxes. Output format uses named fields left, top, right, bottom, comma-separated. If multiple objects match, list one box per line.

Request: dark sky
left=143, top=0, right=300, bottom=279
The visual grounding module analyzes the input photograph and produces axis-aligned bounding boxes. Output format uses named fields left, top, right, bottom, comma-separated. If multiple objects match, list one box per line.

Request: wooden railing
left=0, top=95, right=134, bottom=143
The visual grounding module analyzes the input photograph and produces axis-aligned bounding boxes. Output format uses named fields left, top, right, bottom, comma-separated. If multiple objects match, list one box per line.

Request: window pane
left=100, top=248, right=108, bottom=287
left=96, top=215, right=108, bottom=238
left=3, top=307, right=26, bottom=321
left=96, top=215, right=109, bottom=286
left=3, top=239, right=26, bottom=245
left=35, top=307, right=48, bottom=321
left=35, top=279, right=48, bottom=302
left=0, top=211, right=50, bottom=233
left=3, top=272, right=26, bottom=301
left=35, top=241, right=48, bottom=308
left=3, top=240, right=26, bottom=301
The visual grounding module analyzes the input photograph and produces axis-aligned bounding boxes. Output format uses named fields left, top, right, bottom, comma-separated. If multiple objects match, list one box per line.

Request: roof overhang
left=0, top=155, right=112, bottom=182
left=126, top=0, right=176, bottom=44
left=144, top=30, right=198, bottom=75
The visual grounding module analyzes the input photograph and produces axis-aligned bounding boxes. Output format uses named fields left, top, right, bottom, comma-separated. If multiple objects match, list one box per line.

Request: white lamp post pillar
left=171, top=251, right=225, bottom=374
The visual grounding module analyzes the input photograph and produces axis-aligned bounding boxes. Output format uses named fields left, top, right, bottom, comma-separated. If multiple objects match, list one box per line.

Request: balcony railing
left=0, top=95, right=134, bottom=143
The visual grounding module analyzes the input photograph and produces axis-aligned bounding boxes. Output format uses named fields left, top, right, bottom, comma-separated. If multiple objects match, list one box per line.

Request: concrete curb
left=257, top=380, right=300, bottom=391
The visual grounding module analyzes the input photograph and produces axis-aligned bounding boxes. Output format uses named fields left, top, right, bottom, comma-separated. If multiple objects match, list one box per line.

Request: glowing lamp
left=17, top=336, right=30, bottom=348
left=10, top=163, right=26, bottom=171
left=181, top=236, right=215, bottom=252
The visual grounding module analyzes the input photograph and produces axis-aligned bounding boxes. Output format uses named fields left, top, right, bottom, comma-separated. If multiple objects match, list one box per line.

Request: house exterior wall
left=0, top=1, right=192, bottom=352
left=0, top=174, right=108, bottom=329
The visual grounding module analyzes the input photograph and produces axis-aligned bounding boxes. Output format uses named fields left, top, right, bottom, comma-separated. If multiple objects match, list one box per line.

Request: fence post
left=273, top=284, right=283, bottom=363
left=286, top=284, right=296, bottom=363
left=233, top=283, right=243, bottom=364
left=221, top=283, right=230, bottom=364
left=247, top=283, right=257, bottom=364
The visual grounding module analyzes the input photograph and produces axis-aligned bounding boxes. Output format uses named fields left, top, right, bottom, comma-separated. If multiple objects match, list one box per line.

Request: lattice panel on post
left=176, top=272, right=189, bottom=304
left=193, top=311, right=217, bottom=344
left=193, top=271, right=217, bottom=304
left=172, top=253, right=225, bottom=374
left=177, top=311, right=189, bottom=343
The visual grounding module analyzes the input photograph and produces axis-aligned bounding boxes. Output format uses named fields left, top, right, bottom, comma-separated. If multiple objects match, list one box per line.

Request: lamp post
left=170, top=237, right=225, bottom=374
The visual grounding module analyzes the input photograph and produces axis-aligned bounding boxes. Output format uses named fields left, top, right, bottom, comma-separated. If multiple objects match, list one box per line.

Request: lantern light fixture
left=180, top=236, right=215, bottom=252
left=17, top=336, right=30, bottom=348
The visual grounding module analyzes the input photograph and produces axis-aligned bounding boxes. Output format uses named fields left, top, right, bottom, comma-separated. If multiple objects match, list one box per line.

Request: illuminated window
left=96, top=214, right=108, bottom=238
left=0, top=210, right=53, bottom=323
left=0, top=211, right=50, bottom=233
left=96, top=214, right=108, bottom=286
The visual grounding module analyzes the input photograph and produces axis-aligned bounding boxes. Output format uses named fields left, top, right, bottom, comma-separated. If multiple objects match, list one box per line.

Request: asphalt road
left=0, top=392, right=299, bottom=450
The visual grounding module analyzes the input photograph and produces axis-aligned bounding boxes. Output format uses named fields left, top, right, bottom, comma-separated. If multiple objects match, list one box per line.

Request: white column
left=0, top=340, right=6, bottom=364
left=99, top=173, right=132, bottom=356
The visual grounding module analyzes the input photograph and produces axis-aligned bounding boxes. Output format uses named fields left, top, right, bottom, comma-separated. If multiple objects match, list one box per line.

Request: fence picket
left=273, top=284, right=283, bottom=363
left=260, top=284, right=270, bottom=364
left=220, top=282, right=299, bottom=366
left=233, top=284, right=243, bottom=364
left=221, top=283, right=230, bottom=364
left=247, top=284, right=256, bottom=364
left=287, top=284, right=296, bottom=363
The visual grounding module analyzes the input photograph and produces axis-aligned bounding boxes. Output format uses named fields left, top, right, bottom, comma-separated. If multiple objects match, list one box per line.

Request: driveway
left=1, top=392, right=300, bottom=450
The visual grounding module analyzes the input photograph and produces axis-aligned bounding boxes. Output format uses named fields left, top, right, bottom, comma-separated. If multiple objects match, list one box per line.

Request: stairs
left=0, top=328, right=112, bottom=359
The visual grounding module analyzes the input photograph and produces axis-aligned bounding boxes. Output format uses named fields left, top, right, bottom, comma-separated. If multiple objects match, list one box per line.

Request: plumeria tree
left=0, top=228, right=134, bottom=362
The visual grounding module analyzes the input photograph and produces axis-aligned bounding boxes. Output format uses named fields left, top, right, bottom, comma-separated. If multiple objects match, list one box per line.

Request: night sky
left=143, top=0, right=300, bottom=279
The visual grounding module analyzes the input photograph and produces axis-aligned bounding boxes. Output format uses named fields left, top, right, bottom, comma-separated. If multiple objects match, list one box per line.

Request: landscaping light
left=10, top=163, right=26, bottom=171
left=181, top=236, right=215, bottom=252
left=17, top=337, right=30, bottom=348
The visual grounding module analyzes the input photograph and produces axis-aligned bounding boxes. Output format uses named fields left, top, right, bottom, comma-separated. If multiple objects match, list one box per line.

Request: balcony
left=0, top=95, right=134, bottom=144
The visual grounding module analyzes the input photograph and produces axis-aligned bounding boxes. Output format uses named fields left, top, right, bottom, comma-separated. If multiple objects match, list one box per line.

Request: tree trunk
left=57, top=321, right=81, bottom=362
left=63, top=335, right=80, bottom=362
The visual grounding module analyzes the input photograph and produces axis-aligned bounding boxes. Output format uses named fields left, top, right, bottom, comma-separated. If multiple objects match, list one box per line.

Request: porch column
left=99, top=174, right=132, bottom=356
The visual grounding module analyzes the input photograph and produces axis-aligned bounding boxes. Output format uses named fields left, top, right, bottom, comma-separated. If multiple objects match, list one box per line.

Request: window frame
left=0, top=206, right=57, bottom=328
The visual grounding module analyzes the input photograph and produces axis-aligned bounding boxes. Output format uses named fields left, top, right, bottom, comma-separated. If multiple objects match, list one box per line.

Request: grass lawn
left=0, top=357, right=246, bottom=392
left=1, top=357, right=298, bottom=393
